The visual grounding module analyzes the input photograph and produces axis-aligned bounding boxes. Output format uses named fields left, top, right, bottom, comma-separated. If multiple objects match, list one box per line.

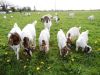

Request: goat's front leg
left=60, top=49, right=62, bottom=56
left=16, top=47, right=20, bottom=60
left=29, top=50, right=32, bottom=56
left=76, top=44, right=79, bottom=52
left=76, top=47, right=78, bottom=52
left=82, top=48, right=84, bottom=52
left=45, top=45, right=49, bottom=53
left=31, top=39, right=36, bottom=50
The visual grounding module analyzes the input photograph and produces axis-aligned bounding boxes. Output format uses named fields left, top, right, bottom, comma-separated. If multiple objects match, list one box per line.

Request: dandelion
left=24, top=65, right=27, bottom=69
left=41, top=61, right=44, bottom=64
left=27, top=59, right=29, bottom=61
left=36, top=67, right=40, bottom=71
left=5, top=52, right=8, bottom=55
left=95, top=41, right=97, bottom=44
left=71, top=58, right=74, bottom=61
left=98, top=48, right=100, bottom=50
left=7, top=59, right=10, bottom=62
left=48, top=66, right=51, bottom=69
left=20, top=59, right=22, bottom=62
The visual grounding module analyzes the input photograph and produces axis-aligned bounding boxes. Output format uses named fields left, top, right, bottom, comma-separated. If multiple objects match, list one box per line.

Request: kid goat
left=39, top=28, right=50, bottom=53
left=76, top=30, right=92, bottom=53
left=57, top=29, right=70, bottom=57
left=8, top=23, right=22, bottom=60
left=66, top=27, right=81, bottom=47
left=22, top=21, right=37, bottom=56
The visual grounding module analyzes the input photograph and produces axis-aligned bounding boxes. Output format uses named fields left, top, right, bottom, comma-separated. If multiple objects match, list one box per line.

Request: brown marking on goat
left=84, top=46, right=90, bottom=53
left=23, top=37, right=30, bottom=48
left=23, top=37, right=33, bottom=56
left=41, top=40, right=47, bottom=52
left=8, top=32, right=21, bottom=45
left=66, top=33, right=72, bottom=47
left=61, top=46, right=70, bottom=57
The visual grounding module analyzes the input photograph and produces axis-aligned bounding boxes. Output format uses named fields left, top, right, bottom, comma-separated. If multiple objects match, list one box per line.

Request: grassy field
left=0, top=11, right=100, bottom=75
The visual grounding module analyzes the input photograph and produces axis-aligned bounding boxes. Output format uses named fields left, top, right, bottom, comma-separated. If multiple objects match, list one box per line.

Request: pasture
left=0, top=11, right=100, bottom=75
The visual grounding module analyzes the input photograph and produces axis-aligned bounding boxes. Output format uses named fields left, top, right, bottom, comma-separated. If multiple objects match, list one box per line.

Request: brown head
left=61, top=46, right=70, bottom=57
left=23, top=37, right=32, bottom=56
left=8, top=32, right=21, bottom=46
left=23, top=37, right=29, bottom=48
left=44, top=16, right=50, bottom=23
left=84, top=46, right=92, bottom=53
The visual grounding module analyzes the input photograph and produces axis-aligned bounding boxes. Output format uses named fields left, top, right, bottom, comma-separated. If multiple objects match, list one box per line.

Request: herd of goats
left=7, top=13, right=93, bottom=60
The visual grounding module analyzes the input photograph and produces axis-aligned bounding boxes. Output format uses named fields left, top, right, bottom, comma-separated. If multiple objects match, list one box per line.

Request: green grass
left=0, top=11, right=100, bottom=75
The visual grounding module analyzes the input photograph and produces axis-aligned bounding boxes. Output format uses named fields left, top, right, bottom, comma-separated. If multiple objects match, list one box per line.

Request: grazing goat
left=8, top=23, right=22, bottom=60
left=88, top=15, right=94, bottom=21
left=76, top=30, right=92, bottom=53
left=66, top=27, right=81, bottom=46
left=22, top=21, right=37, bottom=56
left=57, top=29, right=70, bottom=57
left=39, top=28, right=50, bottom=53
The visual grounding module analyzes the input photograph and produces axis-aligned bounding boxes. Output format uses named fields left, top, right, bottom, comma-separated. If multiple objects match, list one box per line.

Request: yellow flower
left=41, top=61, right=44, bottom=64
left=27, top=59, right=29, bottom=61
left=95, top=41, right=97, bottom=44
left=24, top=65, right=27, bottom=69
left=71, top=58, right=74, bottom=61
left=48, top=66, right=51, bottom=69
left=5, top=52, right=8, bottom=55
left=7, top=59, right=10, bottom=62
left=36, top=67, right=40, bottom=71
left=98, top=48, right=100, bottom=50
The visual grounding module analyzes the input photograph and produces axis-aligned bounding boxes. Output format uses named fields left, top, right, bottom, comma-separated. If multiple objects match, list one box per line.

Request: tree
left=27, top=7, right=31, bottom=11
left=21, top=7, right=31, bottom=12
left=0, top=0, right=11, bottom=12
left=10, top=7, right=16, bottom=12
